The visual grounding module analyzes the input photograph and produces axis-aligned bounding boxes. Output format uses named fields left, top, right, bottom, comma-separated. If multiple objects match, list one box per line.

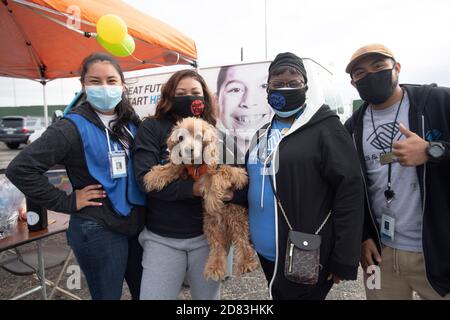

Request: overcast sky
left=1, top=0, right=449, bottom=107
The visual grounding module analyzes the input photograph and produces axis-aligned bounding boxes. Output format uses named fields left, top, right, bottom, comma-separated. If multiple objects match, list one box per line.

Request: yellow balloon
left=97, top=35, right=135, bottom=57
left=96, top=14, right=127, bottom=44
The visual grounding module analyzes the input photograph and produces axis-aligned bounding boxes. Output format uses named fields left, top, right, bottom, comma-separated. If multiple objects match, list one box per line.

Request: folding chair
left=0, top=246, right=81, bottom=300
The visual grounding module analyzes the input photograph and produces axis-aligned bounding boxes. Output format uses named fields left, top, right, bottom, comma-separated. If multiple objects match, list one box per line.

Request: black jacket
left=247, top=104, right=364, bottom=299
left=344, top=84, right=450, bottom=297
left=6, top=102, right=144, bottom=236
left=132, top=117, right=245, bottom=239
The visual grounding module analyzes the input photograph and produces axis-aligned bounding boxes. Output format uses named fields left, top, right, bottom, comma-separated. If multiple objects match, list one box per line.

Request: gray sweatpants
left=139, top=228, right=221, bottom=300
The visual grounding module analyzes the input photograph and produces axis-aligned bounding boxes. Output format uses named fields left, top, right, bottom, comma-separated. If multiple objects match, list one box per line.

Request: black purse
left=269, top=174, right=331, bottom=285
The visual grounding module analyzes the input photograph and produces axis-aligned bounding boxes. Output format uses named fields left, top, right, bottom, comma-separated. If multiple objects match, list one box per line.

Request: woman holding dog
left=133, top=70, right=242, bottom=300
left=245, top=52, right=364, bottom=299
left=6, top=53, right=146, bottom=300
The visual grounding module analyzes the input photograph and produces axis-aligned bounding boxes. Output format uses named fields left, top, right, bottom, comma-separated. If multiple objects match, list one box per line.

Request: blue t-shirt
left=247, top=119, right=291, bottom=261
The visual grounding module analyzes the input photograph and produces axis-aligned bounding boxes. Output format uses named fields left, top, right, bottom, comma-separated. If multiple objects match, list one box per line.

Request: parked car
left=27, top=92, right=85, bottom=145
left=27, top=110, right=65, bottom=145
left=0, top=116, right=43, bottom=149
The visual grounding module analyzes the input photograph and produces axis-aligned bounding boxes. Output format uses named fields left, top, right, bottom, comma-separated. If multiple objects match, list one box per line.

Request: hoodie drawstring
left=261, top=162, right=267, bottom=208
left=260, top=140, right=282, bottom=209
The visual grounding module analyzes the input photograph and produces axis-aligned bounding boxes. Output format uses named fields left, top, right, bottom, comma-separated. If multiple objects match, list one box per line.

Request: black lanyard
left=105, top=126, right=133, bottom=151
left=369, top=89, right=405, bottom=202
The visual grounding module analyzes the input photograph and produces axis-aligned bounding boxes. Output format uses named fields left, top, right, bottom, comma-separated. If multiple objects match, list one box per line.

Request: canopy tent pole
left=41, top=81, right=48, bottom=127
left=264, top=0, right=268, bottom=60
left=4, top=0, right=50, bottom=127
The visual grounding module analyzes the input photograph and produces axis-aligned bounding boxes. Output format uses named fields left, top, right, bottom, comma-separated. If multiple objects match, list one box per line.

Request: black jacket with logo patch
left=344, top=84, right=450, bottom=297
left=246, top=104, right=364, bottom=299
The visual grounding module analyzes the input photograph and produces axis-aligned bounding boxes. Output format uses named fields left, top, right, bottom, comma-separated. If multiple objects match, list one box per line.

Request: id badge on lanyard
left=381, top=206, right=395, bottom=241
left=380, top=168, right=396, bottom=242
left=106, top=128, right=127, bottom=179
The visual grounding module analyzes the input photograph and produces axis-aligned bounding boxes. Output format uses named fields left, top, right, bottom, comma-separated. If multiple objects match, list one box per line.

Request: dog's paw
left=230, top=167, right=248, bottom=190
left=234, top=256, right=259, bottom=277
left=204, top=259, right=227, bottom=281
left=143, top=168, right=168, bottom=192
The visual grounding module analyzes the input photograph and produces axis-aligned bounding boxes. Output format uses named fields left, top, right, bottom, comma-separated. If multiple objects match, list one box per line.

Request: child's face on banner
left=217, top=65, right=273, bottom=132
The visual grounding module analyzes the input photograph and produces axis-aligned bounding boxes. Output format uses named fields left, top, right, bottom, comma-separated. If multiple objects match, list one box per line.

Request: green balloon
left=97, top=34, right=135, bottom=57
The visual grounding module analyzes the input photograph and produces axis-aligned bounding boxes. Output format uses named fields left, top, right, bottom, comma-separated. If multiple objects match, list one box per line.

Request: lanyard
left=123, top=126, right=134, bottom=139
left=264, top=107, right=305, bottom=162
left=105, top=128, right=121, bottom=153
left=259, top=111, right=303, bottom=208
left=369, top=89, right=405, bottom=203
left=105, top=126, right=134, bottom=153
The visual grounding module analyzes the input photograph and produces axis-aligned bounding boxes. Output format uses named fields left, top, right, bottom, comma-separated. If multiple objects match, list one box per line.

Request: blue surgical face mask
left=85, top=85, right=123, bottom=112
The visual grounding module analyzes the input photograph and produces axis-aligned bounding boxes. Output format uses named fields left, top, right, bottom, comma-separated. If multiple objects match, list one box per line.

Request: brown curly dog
left=143, top=117, right=258, bottom=281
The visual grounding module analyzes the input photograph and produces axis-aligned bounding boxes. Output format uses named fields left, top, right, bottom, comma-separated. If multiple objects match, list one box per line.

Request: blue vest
left=66, top=113, right=146, bottom=216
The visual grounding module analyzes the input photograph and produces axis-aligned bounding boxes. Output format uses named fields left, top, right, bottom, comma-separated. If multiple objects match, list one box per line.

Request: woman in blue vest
left=6, top=53, right=146, bottom=300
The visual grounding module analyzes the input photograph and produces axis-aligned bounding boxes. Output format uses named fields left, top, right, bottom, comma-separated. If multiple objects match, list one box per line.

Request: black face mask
left=267, top=87, right=307, bottom=111
left=355, top=68, right=397, bottom=105
left=172, top=96, right=205, bottom=118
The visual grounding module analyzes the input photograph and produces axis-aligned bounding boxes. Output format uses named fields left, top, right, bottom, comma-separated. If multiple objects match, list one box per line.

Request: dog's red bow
left=186, top=164, right=208, bottom=181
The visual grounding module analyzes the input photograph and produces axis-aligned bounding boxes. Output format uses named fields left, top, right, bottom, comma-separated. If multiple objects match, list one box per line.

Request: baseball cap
left=345, top=44, right=395, bottom=74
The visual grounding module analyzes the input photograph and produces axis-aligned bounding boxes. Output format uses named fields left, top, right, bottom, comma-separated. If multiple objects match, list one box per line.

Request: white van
left=126, top=58, right=350, bottom=153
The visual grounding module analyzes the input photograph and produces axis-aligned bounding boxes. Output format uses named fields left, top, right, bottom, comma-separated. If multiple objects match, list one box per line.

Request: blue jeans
left=67, top=214, right=129, bottom=300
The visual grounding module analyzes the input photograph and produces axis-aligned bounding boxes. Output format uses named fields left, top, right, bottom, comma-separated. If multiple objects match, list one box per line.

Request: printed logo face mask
left=267, top=87, right=307, bottom=118
left=355, top=67, right=397, bottom=105
left=172, top=95, right=206, bottom=118
left=86, top=85, right=123, bottom=112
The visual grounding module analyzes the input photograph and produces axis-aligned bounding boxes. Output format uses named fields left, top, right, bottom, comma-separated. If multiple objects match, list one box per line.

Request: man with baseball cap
left=344, top=44, right=450, bottom=299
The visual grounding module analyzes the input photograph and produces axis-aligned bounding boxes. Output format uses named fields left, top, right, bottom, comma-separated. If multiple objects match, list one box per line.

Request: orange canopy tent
left=0, top=0, right=198, bottom=125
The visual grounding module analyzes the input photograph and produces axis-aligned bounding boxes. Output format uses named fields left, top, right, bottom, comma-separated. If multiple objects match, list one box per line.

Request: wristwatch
left=426, top=141, right=445, bottom=162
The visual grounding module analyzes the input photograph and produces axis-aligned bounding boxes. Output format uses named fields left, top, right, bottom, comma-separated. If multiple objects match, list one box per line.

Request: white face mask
left=85, top=85, right=123, bottom=112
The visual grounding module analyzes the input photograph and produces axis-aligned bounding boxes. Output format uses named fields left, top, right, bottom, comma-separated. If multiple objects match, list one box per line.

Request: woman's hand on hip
left=75, top=184, right=106, bottom=211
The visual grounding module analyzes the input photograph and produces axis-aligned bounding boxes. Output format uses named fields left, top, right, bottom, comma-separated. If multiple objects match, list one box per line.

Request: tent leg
left=42, top=81, right=49, bottom=128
